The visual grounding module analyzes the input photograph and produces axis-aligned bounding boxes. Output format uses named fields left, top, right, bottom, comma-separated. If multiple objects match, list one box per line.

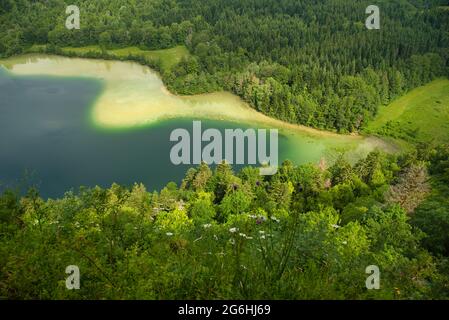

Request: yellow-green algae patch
left=0, top=54, right=398, bottom=161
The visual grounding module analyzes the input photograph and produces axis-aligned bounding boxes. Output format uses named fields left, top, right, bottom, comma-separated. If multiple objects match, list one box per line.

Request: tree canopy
left=1, top=0, right=448, bottom=132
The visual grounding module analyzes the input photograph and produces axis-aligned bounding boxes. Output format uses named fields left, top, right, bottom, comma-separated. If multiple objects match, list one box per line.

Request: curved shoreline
left=0, top=53, right=399, bottom=153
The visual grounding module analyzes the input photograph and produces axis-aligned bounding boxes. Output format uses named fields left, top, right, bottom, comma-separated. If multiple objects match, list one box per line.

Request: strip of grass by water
left=28, top=44, right=190, bottom=71
left=109, top=46, right=190, bottom=70
left=365, top=78, right=449, bottom=144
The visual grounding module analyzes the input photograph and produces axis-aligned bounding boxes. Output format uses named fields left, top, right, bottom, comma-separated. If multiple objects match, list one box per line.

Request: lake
left=0, top=55, right=394, bottom=198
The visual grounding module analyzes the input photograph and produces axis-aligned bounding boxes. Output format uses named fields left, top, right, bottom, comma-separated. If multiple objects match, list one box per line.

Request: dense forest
left=1, top=0, right=449, bottom=300
left=1, top=0, right=448, bottom=132
left=1, top=146, right=449, bottom=299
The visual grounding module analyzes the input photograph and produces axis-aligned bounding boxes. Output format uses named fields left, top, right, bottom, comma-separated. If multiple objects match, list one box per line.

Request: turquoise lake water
left=0, top=69, right=293, bottom=198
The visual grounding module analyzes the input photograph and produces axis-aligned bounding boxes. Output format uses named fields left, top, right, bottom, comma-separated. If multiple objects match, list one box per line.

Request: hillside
left=61, top=45, right=190, bottom=71
left=1, top=0, right=449, bottom=301
left=1, top=0, right=448, bottom=132
left=1, top=152, right=449, bottom=299
left=365, top=79, right=449, bottom=144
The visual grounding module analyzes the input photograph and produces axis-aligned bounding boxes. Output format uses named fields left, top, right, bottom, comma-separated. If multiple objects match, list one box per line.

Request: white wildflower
left=229, top=227, right=238, bottom=233
left=166, top=232, right=174, bottom=237
left=238, top=232, right=253, bottom=240
left=203, top=223, right=212, bottom=229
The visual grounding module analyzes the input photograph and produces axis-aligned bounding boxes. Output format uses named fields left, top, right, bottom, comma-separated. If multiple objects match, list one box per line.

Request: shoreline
left=0, top=53, right=399, bottom=153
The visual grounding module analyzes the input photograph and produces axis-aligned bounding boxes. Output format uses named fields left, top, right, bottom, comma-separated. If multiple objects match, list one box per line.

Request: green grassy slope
left=108, top=46, right=190, bottom=70
left=365, top=78, right=449, bottom=144
left=63, top=45, right=190, bottom=70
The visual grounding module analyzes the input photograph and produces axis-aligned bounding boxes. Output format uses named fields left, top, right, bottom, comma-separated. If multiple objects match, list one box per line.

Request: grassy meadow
left=28, top=44, right=190, bottom=71
left=365, top=79, right=449, bottom=144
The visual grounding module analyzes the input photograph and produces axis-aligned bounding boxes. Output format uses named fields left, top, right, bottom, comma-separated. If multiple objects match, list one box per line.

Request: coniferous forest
left=1, top=0, right=448, bottom=131
left=2, top=148, right=449, bottom=299
left=1, top=0, right=449, bottom=300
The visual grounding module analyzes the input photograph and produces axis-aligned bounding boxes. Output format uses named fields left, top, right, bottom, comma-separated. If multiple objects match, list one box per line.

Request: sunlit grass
left=365, top=78, right=449, bottom=144
left=59, top=45, right=190, bottom=70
